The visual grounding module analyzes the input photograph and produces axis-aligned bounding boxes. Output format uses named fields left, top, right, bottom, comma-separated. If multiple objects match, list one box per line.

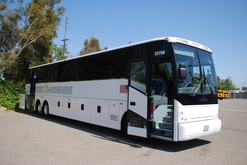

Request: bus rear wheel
left=43, top=101, right=50, bottom=117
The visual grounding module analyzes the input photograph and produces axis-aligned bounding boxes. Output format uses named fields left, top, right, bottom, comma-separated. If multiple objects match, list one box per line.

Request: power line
left=69, top=22, right=125, bottom=45
left=69, top=27, right=121, bottom=47
left=58, top=24, right=121, bottom=51
left=56, top=16, right=131, bottom=54
left=68, top=17, right=129, bottom=43
left=69, top=27, right=92, bottom=38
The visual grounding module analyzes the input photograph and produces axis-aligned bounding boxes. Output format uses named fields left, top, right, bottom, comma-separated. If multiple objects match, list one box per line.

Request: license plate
left=203, top=125, right=209, bottom=132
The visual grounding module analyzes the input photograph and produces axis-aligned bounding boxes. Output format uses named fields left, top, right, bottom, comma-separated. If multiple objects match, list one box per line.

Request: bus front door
left=127, top=60, right=148, bottom=138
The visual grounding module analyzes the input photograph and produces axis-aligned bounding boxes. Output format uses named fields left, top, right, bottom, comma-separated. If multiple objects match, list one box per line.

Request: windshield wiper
left=191, top=78, right=205, bottom=95
left=206, top=78, right=215, bottom=95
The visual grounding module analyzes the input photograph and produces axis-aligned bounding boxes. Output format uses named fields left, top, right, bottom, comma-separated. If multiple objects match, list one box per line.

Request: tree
left=1, top=0, right=66, bottom=84
left=0, top=1, right=24, bottom=54
left=52, top=43, right=69, bottom=61
left=80, top=37, right=105, bottom=55
left=0, top=0, right=24, bottom=78
left=217, top=76, right=238, bottom=90
left=17, top=0, right=65, bottom=59
left=217, top=75, right=223, bottom=89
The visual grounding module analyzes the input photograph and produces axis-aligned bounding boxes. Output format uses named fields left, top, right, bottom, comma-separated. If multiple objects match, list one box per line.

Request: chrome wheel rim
left=44, top=105, right=48, bottom=115
left=37, top=104, right=42, bottom=113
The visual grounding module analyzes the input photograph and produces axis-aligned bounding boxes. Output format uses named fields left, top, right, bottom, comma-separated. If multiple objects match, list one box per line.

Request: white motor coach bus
left=21, top=37, right=221, bottom=141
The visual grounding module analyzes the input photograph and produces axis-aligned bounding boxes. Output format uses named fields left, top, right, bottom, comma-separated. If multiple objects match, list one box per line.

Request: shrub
left=0, top=79, right=25, bottom=110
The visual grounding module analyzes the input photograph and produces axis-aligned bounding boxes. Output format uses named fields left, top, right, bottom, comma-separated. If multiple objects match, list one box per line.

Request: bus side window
left=130, top=61, right=146, bottom=93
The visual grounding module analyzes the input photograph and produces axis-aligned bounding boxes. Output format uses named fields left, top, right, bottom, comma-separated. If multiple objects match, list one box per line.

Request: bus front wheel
left=121, top=113, right=128, bottom=135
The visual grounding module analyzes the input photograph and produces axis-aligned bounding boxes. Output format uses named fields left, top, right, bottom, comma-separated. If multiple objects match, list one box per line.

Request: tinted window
left=33, top=41, right=171, bottom=83
left=130, top=61, right=146, bottom=93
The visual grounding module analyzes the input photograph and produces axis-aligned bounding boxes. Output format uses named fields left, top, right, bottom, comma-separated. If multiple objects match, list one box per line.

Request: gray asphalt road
left=0, top=99, right=247, bottom=165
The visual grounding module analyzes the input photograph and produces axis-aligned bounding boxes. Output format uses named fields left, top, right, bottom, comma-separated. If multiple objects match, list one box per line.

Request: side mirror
left=178, top=63, right=187, bottom=80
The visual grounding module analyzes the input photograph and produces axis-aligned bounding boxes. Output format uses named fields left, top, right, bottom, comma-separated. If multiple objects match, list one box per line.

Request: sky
left=33, top=0, right=247, bottom=89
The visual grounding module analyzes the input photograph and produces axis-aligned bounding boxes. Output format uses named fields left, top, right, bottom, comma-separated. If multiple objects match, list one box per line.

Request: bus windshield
left=174, top=44, right=217, bottom=94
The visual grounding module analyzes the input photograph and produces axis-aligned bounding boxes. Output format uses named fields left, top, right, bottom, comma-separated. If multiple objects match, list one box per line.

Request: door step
left=151, top=134, right=172, bottom=141
left=152, top=106, right=174, bottom=141
left=167, top=110, right=173, bottom=117
left=158, top=122, right=173, bottom=130
left=163, top=116, right=173, bottom=123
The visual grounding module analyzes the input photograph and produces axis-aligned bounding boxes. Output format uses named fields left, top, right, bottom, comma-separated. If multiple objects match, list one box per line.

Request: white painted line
left=219, top=109, right=247, bottom=112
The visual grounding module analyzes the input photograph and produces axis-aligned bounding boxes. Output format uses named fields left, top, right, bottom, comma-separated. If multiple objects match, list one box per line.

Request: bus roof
left=30, top=37, right=212, bottom=69
left=163, top=37, right=212, bottom=52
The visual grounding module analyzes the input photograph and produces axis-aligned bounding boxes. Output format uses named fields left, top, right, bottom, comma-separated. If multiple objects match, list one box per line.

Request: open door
left=127, top=60, right=149, bottom=138
left=27, top=69, right=37, bottom=110
left=150, top=59, right=174, bottom=141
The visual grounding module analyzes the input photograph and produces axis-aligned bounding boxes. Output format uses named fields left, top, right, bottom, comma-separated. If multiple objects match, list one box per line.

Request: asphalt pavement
left=0, top=99, right=247, bottom=165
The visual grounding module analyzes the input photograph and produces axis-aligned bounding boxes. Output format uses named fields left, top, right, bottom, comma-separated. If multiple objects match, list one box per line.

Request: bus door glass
left=127, top=60, right=148, bottom=138
left=151, top=59, right=174, bottom=139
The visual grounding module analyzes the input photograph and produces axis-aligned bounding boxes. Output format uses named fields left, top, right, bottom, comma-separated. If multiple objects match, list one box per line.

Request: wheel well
left=43, top=100, right=48, bottom=106
left=35, top=99, right=41, bottom=110
left=121, top=111, right=128, bottom=134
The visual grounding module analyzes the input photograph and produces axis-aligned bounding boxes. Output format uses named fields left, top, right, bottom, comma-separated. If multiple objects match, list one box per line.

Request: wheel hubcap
left=38, top=104, right=42, bottom=113
left=44, top=105, right=48, bottom=114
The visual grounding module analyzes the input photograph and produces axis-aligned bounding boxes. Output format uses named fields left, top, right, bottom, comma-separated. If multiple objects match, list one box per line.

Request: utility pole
left=61, top=17, right=69, bottom=56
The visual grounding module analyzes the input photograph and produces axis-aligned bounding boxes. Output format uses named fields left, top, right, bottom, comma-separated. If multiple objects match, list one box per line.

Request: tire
left=121, top=113, right=128, bottom=135
left=36, top=100, right=43, bottom=115
left=43, top=101, right=50, bottom=117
